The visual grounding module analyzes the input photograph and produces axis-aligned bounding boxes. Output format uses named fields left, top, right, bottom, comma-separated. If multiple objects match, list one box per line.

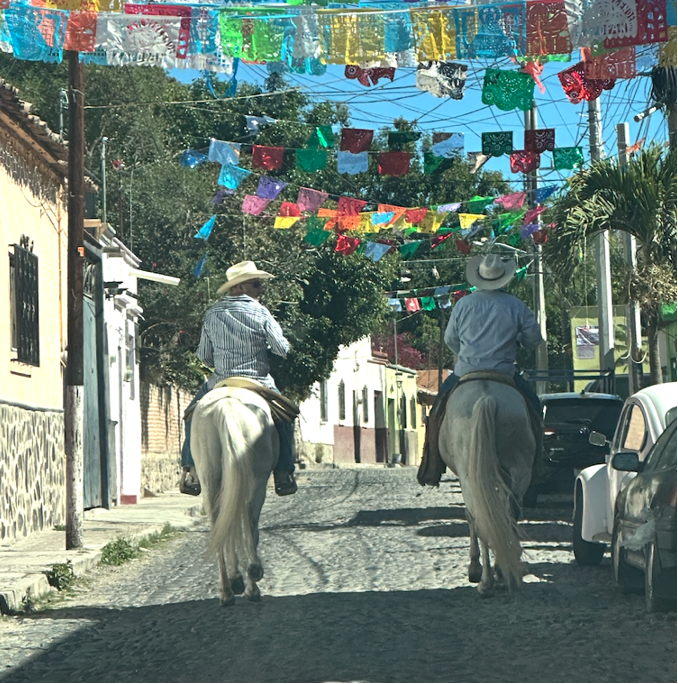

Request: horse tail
left=466, top=394, right=523, bottom=588
left=206, top=398, right=258, bottom=564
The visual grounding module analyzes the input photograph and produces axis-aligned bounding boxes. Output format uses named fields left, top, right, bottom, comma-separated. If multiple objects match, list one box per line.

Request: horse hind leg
left=218, top=552, right=235, bottom=606
left=478, top=541, right=495, bottom=597
left=226, top=540, right=245, bottom=595
left=467, top=515, right=483, bottom=584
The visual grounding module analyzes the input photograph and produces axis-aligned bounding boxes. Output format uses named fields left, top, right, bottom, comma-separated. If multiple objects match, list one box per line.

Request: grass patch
left=100, top=524, right=178, bottom=566
left=46, top=560, right=76, bottom=591
left=53, top=524, right=66, bottom=532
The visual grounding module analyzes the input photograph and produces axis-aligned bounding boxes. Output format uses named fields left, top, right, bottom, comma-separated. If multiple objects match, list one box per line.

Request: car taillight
left=669, top=486, right=676, bottom=509
left=544, top=428, right=557, bottom=437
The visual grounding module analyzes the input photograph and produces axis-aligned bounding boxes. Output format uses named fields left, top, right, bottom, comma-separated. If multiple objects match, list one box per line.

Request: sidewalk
left=0, top=491, right=204, bottom=615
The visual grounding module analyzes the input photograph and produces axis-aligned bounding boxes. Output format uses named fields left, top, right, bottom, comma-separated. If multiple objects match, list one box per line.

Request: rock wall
left=140, top=383, right=193, bottom=493
left=0, top=402, right=65, bottom=542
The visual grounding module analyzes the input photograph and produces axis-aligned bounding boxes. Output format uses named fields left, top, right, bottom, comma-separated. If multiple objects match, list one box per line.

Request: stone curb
left=0, top=503, right=202, bottom=615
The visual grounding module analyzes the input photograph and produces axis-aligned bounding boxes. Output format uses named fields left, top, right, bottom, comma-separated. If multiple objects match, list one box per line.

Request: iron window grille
left=362, top=385, right=369, bottom=423
left=12, top=242, right=39, bottom=366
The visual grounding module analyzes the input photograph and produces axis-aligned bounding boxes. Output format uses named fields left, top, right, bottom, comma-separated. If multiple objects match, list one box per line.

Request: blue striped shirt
left=197, top=294, right=290, bottom=390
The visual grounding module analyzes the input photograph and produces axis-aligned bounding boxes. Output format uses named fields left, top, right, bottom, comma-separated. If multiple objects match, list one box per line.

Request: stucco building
left=0, top=79, right=69, bottom=540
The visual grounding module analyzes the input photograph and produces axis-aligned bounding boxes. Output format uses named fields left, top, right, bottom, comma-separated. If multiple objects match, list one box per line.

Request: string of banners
left=188, top=127, right=561, bottom=292
left=0, top=0, right=673, bottom=74
left=183, top=121, right=586, bottom=182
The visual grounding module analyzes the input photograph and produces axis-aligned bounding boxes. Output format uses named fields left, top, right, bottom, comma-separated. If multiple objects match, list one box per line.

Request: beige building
left=0, top=80, right=69, bottom=541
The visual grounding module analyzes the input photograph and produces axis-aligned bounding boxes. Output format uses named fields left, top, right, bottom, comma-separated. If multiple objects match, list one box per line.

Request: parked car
left=572, top=382, right=678, bottom=566
left=524, top=392, right=624, bottom=506
left=611, top=419, right=677, bottom=611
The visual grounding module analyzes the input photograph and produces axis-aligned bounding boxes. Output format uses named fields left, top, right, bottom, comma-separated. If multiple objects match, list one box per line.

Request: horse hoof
left=248, top=564, right=264, bottom=582
left=246, top=590, right=262, bottom=603
left=468, top=564, right=483, bottom=584
left=477, top=585, right=493, bottom=598
left=220, top=593, right=236, bottom=607
left=231, top=576, right=245, bottom=595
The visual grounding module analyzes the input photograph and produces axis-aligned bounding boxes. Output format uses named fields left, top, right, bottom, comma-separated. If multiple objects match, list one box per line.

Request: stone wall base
left=141, top=451, right=182, bottom=494
left=0, top=402, right=65, bottom=542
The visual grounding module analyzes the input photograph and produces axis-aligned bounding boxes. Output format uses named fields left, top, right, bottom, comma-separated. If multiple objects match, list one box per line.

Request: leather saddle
left=184, top=377, right=300, bottom=425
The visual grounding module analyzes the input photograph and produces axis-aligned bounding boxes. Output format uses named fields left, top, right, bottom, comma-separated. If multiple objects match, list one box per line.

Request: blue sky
left=172, top=48, right=668, bottom=193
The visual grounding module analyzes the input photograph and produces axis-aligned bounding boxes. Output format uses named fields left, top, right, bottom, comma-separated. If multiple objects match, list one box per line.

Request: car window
left=612, top=406, right=631, bottom=451
left=643, top=422, right=677, bottom=472
left=666, top=407, right=677, bottom=426
left=621, top=405, right=648, bottom=452
left=543, top=400, right=623, bottom=431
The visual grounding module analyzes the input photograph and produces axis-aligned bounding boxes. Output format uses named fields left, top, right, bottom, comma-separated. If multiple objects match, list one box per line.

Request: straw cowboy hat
left=466, top=254, right=516, bottom=290
left=216, top=260, right=274, bottom=295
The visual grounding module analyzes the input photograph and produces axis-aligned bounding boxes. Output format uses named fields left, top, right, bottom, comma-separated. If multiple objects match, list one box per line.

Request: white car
left=573, top=382, right=678, bottom=565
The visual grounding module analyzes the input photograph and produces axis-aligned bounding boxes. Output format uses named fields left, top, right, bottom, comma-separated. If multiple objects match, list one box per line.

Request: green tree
left=547, top=144, right=677, bottom=384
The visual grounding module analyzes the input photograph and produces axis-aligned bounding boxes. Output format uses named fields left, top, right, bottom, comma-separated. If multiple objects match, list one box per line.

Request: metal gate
left=83, top=255, right=111, bottom=509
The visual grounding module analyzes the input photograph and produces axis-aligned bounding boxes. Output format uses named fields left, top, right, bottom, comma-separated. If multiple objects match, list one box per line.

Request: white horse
left=191, top=386, right=278, bottom=606
left=439, top=379, right=535, bottom=595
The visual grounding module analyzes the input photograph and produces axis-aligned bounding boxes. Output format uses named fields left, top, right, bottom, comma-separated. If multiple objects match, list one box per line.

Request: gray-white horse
left=191, top=386, right=278, bottom=605
left=439, top=379, right=535, bottom=595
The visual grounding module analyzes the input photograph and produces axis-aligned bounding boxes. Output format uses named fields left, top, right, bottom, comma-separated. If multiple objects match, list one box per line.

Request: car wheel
left=573, top=485, right=605, bottom=565
left=612, top=521, right=643, bottom=593
left=645, top=540, right=672, bottom=612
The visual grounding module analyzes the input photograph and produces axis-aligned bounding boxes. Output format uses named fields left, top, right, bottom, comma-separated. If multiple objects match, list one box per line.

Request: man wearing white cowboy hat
left=419, top=253, right=543, bottom=487
left=180, top=260, right=297, bottom=497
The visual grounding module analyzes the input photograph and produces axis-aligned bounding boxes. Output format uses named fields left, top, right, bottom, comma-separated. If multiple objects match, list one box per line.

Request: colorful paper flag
left=297, top=187, right=329, bottom=213
left=256, top=176, right=287, bottom=200
left=340, top=128, right=374, bottom=153
left=208, top=139, right=240, bottom=166
left=218, top=164, right=251, bottom=190
left=242, top=195, right=271, bottom=216
left=379, top=151, right=410, bottom=176
left=194, top=215, right=216, bottom=240
left=252, top=145, right=284, bottom=171
left=274, top=216, right=300, bottom=229
left=337, top=150, right=369, bottom=175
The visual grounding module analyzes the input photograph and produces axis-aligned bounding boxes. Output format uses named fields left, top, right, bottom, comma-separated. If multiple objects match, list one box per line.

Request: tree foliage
left=546, top=144, right=677, bottom=383
left=0, top=57, right=518, bottom=397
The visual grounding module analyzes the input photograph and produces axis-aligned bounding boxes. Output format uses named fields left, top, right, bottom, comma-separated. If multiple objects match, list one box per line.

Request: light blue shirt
left=445, top=289, right=543, bottom=378
left=197, top=294, right=290, bottom=390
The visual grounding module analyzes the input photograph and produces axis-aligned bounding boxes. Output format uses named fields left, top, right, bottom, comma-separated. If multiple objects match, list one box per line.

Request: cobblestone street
left=1, top=467, right=675, bottom=683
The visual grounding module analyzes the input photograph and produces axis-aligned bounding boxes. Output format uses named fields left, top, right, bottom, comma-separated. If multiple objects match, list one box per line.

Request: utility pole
left=65, top=51, right=85, bottom=550
left=616, top=122, right=642, bottom=395
left=588, top=98, right=615, bottom=391
left=524, top=102, right=548, bottom=395
left=101, top=136, right=108, bottom=224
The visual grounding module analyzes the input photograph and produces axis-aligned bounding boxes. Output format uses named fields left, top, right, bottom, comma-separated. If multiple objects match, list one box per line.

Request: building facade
left=298, top=337, right=420, bottom=466
left=0, top=80, right=69, bottom=541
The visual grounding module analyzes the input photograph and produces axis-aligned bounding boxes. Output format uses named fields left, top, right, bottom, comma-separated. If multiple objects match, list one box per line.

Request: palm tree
left=547, top=144, right=676, bottom=385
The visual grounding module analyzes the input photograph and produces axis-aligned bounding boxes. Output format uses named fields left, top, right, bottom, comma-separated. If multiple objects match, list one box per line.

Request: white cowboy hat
left=216, top=260, right=274, bottom=295
left=466, top=254, right=516, bottom=290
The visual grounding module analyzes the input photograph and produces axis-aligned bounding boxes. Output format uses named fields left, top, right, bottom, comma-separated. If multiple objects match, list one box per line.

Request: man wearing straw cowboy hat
left=180, top=260, right=298, bottom=497
left=418, top=253, right=543, bottom=487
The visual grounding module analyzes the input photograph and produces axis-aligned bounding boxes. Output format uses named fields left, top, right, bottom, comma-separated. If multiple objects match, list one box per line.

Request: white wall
left=102, top=237, right=143, bottom=504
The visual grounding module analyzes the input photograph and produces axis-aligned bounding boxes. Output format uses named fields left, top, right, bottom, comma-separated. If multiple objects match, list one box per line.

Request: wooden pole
left=65, top=51, right=85, bottom=550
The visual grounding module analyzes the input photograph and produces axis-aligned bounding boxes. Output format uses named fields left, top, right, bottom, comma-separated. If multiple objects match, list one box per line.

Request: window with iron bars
left=10, top=242, right=39, bottom=366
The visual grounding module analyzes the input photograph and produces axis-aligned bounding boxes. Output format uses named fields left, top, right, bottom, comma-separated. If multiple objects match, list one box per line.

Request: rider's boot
left=273, top=471, right=297, bottom=497
left=180, top=465, right=201, bottom=496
